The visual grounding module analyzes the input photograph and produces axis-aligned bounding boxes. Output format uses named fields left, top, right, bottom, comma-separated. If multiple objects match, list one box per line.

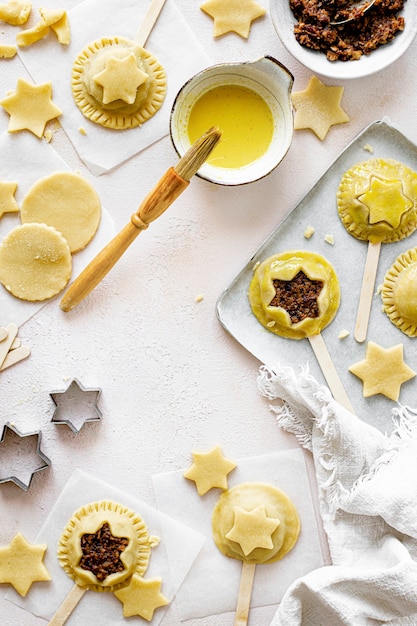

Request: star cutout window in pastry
left=184, top=444, right=237, bottom=495
left=50, top=378, right=102, bottom=433
left=0, top=533, right=51, bottom=596
left=225, top=505, right=281, bottom=556
left=200, top=0, right=266, bottom=38
left=80, top=522, right=129, bottom=582
left=292, top=75, right=349, bottom=140
left=269, top=271, right=323, bottom=324
left=114, top=574, right=169, bottom=620
left=358, top=177, right=412, bottom=228
left=0, top=78, right=62, bottom=138
left=93, top=53, right=149, bottom=105
left=348, top=341, right=416, bottom=401
left=0, top=180, right=19, bottom=218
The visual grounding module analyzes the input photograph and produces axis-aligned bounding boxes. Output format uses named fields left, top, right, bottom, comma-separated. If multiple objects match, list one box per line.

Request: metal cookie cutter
left=0, top=422, right=51, bottom=491
left=50, top=378, right=102, bottom=434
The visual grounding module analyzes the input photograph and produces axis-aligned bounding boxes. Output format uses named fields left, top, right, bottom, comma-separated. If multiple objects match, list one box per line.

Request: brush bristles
left=175, top=127, right=222, bottom=181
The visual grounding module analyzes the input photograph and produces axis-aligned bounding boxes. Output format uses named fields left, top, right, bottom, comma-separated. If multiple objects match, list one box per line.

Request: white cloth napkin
left=256, top=364, right=417, bottom=626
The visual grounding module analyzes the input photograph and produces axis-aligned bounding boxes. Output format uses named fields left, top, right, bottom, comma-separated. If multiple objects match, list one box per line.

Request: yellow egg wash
left=187, top=84, right=274, bottom=169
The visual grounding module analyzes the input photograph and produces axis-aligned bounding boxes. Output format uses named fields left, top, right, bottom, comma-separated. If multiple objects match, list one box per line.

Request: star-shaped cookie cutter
left=50, top=378, right=102, bottom=434
left=0, top=422, right=51, bottom=491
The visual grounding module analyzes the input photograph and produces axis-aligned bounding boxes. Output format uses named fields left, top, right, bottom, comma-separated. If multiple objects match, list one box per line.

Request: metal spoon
left=330, top=0, right=376, bottom=25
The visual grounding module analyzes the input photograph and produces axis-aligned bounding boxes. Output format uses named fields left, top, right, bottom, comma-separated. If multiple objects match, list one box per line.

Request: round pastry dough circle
left=212, top=482, right=300, bottom=564
left=20, top=171, right=101, bottom=253
left=57, top=500, right=157, bottom=592
left=248, top=250, right=340, bottom=339
left=72, top=36, right=167, bottom=129
left=337, top=158, right=417, bottom=244
left=381, top=247, right=417, bottom=337
left=0, top=223, right=72, bottom=301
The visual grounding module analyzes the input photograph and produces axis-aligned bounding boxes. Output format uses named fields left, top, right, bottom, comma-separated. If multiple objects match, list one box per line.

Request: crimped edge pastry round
left=212, top=482, right=300, bottom=564
left=248, top=250, right=340, bottom=339
left=337, top=158, right=417, bottom=244
left=57, top=500, right=159, bottom=592
left=72, top=36, right=166, bottom=130
left=0, top=223, right=72, bottom=301
left=381, top=247, right=417, bottom=337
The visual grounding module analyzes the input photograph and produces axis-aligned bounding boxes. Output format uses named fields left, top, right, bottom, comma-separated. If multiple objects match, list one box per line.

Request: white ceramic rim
left=169, top=57, right=294, bottom=186
left=270, top=0, right=417, bottom=80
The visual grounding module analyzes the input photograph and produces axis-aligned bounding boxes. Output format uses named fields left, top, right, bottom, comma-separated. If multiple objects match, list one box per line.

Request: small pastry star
left=114, top=575, right=169, bottom=620
left=0, top=180, right=19, bottom=218
left=184, top=444, right=237, bottom=495
left=292, top=75, right=349, bottom=140
left=225, top=505, right=280, bottom=556
left=0, top=78, right=62, bottom=138
left=200, top=0, right=266, bottom=38
left=0, top=533, right=51, bottom=596
left=349, top=341, right=415, bottom=401
left=93, top=53, right=148, bottom=105
left=358, top=177, right=412, bottom=228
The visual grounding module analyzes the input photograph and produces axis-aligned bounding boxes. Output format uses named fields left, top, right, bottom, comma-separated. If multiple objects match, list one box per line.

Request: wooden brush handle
left=60, top=168, right=188, bottom=312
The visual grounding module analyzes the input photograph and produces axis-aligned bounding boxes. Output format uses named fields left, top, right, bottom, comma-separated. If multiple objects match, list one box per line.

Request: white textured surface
left=1, top=0, right=417, bottom=624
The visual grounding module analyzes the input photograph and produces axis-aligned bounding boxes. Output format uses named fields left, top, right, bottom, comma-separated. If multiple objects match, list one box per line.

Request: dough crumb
left=195, top=294, right=204, bottom=303
left=363, top=143, right=374, bottom=153
left=324, top=233, right=335, bottom=245
left=78, top=126, right=87, bottom=136
left=338, top=329, right=350, bottom=339
left=43, top=128, right=53, bottom=142
left=303, top=225, right=315, bottom=239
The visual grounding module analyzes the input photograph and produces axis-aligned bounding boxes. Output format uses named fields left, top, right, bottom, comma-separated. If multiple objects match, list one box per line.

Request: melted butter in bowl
left=170, top=57, right=294, bottom=186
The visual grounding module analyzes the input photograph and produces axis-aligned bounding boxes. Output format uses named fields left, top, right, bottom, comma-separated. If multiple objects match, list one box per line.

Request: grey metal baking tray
left=217, top=120, right=417, bottom=432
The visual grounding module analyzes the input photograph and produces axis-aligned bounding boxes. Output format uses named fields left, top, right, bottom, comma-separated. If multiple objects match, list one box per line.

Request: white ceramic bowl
left=170, top=56, right=294, bottom=186
left=270, top=0, right=417, bottom=80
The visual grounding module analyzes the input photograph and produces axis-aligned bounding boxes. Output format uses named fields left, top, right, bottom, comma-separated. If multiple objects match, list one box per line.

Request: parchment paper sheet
left=6, top=468, right=206, bottom=625
left=152, top=448, right=324, bottom=621
left=17, top=0, right=211, bottom=175
left=0, top=131, right=115, bottom=327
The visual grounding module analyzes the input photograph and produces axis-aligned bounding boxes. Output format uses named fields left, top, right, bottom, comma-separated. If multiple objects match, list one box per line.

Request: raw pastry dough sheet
left=217, top=119, right=417, bottom=433
left=152, top=449, right=324, bottom=621
left=0, top=131, right=115, bottom=327
left=17, top=0, right=211, bottom=175
left=6, top=469, right=206, bottom=625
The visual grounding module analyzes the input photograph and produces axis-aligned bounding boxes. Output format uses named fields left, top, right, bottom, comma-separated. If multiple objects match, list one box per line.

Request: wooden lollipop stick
left=354, top=241, right=381, bottom=343
left=135, top=0, right=167, bottom=47
left=234, top=562, right=257, bottom=626
left=60, top=127, right=221, bottom=312
left=308, top=333, right=355, bottom=414
left=48, top=584, right=87, bottom=626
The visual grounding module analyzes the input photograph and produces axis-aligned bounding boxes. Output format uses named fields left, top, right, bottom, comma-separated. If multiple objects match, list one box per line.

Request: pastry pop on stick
left=249, top=250, right=354, bottom=413
left=212, top=482, right=300, bottom=626
left=49, top=500, right=162, bottom=625
left=337, top=158, right=417, bottom=342
left=71, top=0, right=167, bottom=130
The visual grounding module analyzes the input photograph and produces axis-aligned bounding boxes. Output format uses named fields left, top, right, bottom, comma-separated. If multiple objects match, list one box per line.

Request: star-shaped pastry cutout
left=200, top=0, right=266, bottom=38
left=0, top=180, right=19, bottom=218
left=80, top=522, right=129, bottom=582
left=292, top=75, right=349, bottom=140
left=50, top=379, right=102, bottom=433
left=358, top=176, right=412, bottom=228
left=184, top=444, right=237, bottom=495
left=114, top=574, right=169, bottom=620
left=269, top=271, right=323, bottom=324
left=225, top=505, right=280, bottom=556
left=349, top=341, right=415, bottom=401
left=93, top=53, right=149, bottom=105
left=0, top=533, right=51, bottom=596
left=0, top=78, right=62, bottom=138
left=0, top=423, right=51, bottom=490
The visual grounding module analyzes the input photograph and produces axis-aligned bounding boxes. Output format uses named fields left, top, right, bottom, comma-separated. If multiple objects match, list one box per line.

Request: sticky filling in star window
left=79, top=523, right=129, bottom=582
left=269, top=271, right=323, bottom=324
